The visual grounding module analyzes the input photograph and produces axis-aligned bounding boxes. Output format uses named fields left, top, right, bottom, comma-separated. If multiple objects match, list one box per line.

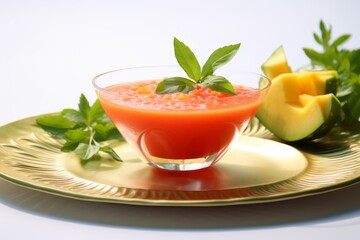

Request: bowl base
left=148, top=155, right=218, bottom=171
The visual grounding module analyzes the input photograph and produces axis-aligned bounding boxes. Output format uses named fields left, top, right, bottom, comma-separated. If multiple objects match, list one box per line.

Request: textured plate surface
left=0, top=115, right=359, bottom=206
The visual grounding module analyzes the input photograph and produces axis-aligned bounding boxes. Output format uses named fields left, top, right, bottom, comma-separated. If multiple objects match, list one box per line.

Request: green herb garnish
left=303, top=20, right=360, bottom=122
left=156, top=37, right=240, bottom=95
left=36, top=94, right=123, bottom=162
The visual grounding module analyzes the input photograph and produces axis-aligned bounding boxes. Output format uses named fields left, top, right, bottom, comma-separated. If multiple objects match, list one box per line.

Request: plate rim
left=0, top=114, right=359, bottom=207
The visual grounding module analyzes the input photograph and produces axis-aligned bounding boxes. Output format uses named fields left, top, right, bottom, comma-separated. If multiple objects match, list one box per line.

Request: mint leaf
left=156, top=77, right=196, bottom=94
left=64, top=128, right=90, bottom=142
left=61, top=141, right=79, bottom=152
left=93, top=123, right=123, bottom=141
left=350, top=49, right=360, bottom=74
left=92, top=123, right=111, bottom=140
left=61, top=109, right=85, bottom=125
left=303, top=20, right=360, bottom=122
left=156, top=37, right=240, bottom=95
left=88, top=100, right=105, bottom=124
left=103, top=126, right=124, bottom=141
left=36, top=94, right=124, bottom=163
left=79, top=94, right=91, bottom=119
left=100, top=146, right=122, bottom=161
left=37, top=126, right=68, bottom=138
left=347, top=83, right=360, bottom=119
left=74, top=143, right=100, bottom=160
left=303, top=48, right=324, bottom=64
left=36, top=115, right=76, bottom=129
left=200, top=75, right=236, bottom=95
left=319, top=20, right=331, bottom=47
left=201, top=43, right=241, bottom=79
left=313, top=33, right=323, bottom=45
left=331, top=34, right=351, bottom=48
left=174, top=37, right=201, bottom=81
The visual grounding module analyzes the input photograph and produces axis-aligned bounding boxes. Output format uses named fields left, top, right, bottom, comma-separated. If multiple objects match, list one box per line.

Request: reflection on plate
left=0, top=115, right=359, bottom=206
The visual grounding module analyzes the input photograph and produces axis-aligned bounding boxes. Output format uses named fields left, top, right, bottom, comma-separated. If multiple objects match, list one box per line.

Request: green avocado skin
left=256, top=73, right=341, bottom=142
left=293, top=95, right=342, bottom=142
left=325, top=78, right=338, bottom=95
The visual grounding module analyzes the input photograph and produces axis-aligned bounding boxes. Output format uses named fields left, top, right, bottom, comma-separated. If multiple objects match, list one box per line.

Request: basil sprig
left=36, top=94, right=124, bottom=162
left=303, top=20, right=360, bottom=122
left=156, top=37, right=240, bottom=95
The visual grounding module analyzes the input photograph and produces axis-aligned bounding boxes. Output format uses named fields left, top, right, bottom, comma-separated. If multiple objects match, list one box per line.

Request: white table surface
left=1, top=0, right=359, bottom=239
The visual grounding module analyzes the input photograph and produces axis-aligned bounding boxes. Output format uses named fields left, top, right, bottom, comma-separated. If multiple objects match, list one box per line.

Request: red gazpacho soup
left=97, top=80, right=264, bottom=161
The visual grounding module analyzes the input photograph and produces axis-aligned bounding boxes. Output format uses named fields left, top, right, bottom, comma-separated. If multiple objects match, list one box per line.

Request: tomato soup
left=97, top=80, right=263, bottom=161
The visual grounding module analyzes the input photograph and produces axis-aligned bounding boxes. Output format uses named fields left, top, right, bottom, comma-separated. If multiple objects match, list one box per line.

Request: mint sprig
left=36, top=94, right=124, bottom=162
left=303, top=20, right=360, bottom=122
left=156, top=37, right=240, bottom=95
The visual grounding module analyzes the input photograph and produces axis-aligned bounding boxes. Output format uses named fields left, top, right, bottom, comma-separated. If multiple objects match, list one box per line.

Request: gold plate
left=0, top=115, right=359, bottom=206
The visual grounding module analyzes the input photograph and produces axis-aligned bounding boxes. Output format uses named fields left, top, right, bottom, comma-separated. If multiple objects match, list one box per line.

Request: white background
left=0, top=0, right=360, bottom=239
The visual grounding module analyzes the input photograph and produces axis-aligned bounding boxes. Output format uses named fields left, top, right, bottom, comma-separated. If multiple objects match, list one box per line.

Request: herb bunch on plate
left=36, top=94, right=124, bottom=162
left=304, top=20, right=360, bottom=123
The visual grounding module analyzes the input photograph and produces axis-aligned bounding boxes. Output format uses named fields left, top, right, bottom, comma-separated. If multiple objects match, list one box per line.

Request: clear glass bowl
left=92, top=66, right=270, bottom=171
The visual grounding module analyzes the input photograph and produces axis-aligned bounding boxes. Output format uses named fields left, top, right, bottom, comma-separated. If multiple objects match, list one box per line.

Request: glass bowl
left=92, top=66, right=270, bottom=171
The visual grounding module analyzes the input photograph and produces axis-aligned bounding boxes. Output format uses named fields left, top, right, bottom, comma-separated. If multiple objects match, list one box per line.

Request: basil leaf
left=97, top=113, right=113, bottom=125
left=155, top=38, right=239, bottom=95
left=304, top=20, right=360, bottom=123
left=74, top=143, right=100, bottom=160
left=350, top=49, right=360, bottom=74
left=61, top=108, right=85, bottom=125
left=338, top=58, right=350, bottom=74
left=201, top=75, right=236, bottom=95
left=37, top=126, right=68, bottom=138
left=62, top=129, right=90, bottom=152
left=36, top=115, right=76, bottom=129
left=88, top=100, right=105, bottom=124
left=174, top=37, right=201, bottom=81
left=320, top=20, right=331, bottom=46
left=93, top=123, right=118, bottom=141
left=36, top=93, right=125, bottom=163
left=104, top=126, right=125, bottom=141
left=100, top=146, right=122, bottom=161
left=156, top=77, right=196, bottom=94
left=201, top=43, right=241, bottom=78
left=313, top=33, right=323, bottom=45
left=346, top=83, right=360, bottom=120
left=64, top=128, right=90, bottom=142
left=303, top=48, right=325, bottom=65
left=79, top=93, right=90, bottom=119
left=61, top=140, right=80, bottom=152
left=331, top=34, right=351, bottom=48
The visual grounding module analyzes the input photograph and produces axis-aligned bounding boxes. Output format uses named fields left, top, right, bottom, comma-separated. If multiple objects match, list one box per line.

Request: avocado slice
left=256, top=71, right=341, bottom=142
left=261, top=46, right=292, bottom=79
